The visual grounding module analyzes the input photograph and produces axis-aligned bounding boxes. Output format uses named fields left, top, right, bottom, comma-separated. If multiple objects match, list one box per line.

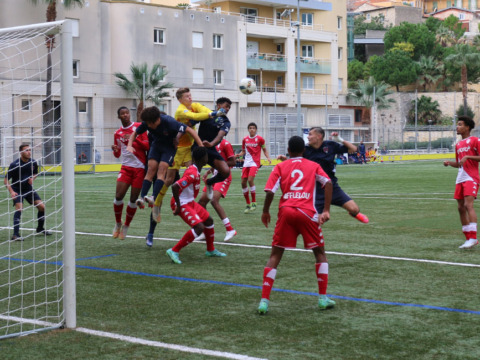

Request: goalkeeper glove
left=331, top=134, right=344, bottom=144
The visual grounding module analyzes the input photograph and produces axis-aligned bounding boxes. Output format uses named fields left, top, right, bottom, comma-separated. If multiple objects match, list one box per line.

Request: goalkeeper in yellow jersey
left=152, top=87, right=222, bottom=223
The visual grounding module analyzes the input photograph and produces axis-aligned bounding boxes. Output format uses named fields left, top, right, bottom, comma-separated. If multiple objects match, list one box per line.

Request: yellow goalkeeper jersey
left=175, top=102, right=211, bottom=147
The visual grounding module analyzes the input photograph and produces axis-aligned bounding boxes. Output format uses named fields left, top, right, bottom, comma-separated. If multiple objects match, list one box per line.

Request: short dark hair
left=216, top=97, right=232, bottom=106
left=458, top=115, right=475, bottom=130
left=176, top=87, right=190, bottom=100
left=19, top=143, right=30, bottom=152
left=310, top=127, right=325, bottom=138
left=192, top=146, right=208, bottom=162
left=140, top=106, right=161, bottom=124
left=117, top=106, right=129, bottom=116
left=288, top=136, right=305, bottom=155
left=247, top=122, right=257, bottom=129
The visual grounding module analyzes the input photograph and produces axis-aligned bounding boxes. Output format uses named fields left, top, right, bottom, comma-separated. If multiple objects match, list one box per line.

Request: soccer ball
left=239, top=78, right=256, bottom=95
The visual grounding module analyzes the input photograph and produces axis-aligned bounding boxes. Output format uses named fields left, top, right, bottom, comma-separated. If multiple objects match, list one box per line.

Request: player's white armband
left=331, top=135, right=344, bottom=144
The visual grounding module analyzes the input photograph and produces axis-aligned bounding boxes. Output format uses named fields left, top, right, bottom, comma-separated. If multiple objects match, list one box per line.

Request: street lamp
left=296, top=0, right=308, bottom=136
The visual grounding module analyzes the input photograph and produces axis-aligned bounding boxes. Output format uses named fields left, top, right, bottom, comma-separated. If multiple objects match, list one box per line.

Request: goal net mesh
left=0, top=22, right=73, bottom=338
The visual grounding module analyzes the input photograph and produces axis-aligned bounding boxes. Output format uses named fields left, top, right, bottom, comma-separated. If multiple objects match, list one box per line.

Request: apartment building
left=0, top=0, right=356, bottom=163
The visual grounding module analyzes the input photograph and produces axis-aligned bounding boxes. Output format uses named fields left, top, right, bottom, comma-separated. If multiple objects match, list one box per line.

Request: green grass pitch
left=2, top=160, right=480, bottom=359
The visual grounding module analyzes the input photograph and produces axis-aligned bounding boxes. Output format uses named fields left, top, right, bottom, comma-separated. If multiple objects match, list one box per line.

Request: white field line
left=0, top=315, right=267, bottom=360
left=72, top=230, right=480, bottom=269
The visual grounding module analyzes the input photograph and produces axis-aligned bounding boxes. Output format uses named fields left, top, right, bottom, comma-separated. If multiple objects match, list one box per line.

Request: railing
left=247, top=52, right=330, bottom=74
left=193, top=7, right=324, bottom=32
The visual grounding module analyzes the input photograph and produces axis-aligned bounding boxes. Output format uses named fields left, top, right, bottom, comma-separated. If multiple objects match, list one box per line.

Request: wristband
left=331, top=135, right=344, bottom=143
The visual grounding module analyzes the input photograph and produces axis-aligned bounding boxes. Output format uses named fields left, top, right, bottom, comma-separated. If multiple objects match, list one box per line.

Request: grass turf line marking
left=0, top=315, right=266, bottom=360
left=75, top=230, right=480, bottom=268
left=76, top=327, right=268, bottom=360
left=76, top=264, right=480, bottom=316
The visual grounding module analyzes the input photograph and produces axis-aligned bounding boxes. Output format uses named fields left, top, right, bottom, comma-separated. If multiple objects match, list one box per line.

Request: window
left=156, top=65, right=166, bottom=82
left=213, top=34, right=223, bottom=49
left=193, top=68, right=204, bottom=84
left=247, top=74, right=259, bottom=84
left=73, top=60, right=79, bottom=78
left=446, top=0, right=451, bottom=7
left=459, top=13, right=465, bottom=20
left=338, top=78, right=343, bottom=93
left=213, top=6, right=221, bottom=13
left=302, top=13, right=313, bottom=26
left=78, top=100, right=87, bottom=113
left=66, top=18, right=79, bottom=37
left=157, top=104, right=166, bottom=112
left=21, top=99, right=31, bottom=111
left=277, top=76, right=283, bottom=86
left=276, top=44, right=283, bottom=54
left=302, top=76, right=314, bottom=90
left=192, top=32, right=203, bottom=48
left=366, top=13, right=371, bottom=20
left=432, top=2, right=438, bottom=11
left=337, top=16, right=342, bottom=30
left=154, top=28, right=165, bottom=44
left=338, top=48, right=343, bottom=60
left=240, top=7, right=258, bottom=23
left=214, top=70, right=223, bottom=85
left=302, top=45, right=313, bottom=58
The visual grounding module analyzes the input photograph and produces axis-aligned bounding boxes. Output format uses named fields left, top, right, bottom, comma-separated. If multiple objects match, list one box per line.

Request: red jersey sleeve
left=175, top=167, right=196, bottom=193
left=259, top=136, right=266, bottom=148
left=242, top=137, right=246, bottom=152
left=223, top=141, right=235, bottom=159
left=264, top=164, right=281, bottom=193
left=113, top=131, right=121, bottom=158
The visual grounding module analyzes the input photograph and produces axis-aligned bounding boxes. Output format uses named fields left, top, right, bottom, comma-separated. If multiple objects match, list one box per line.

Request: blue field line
left=77, top=264, right=480, bottom=316
left=76, top=254, right=118, bottom=261
left=0, top=257, right=61, bottom=266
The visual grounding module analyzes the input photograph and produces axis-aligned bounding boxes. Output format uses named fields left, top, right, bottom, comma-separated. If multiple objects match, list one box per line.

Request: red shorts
left=272, top=207, right=324, bottom=249
left=202, top=175, right=232, bottom=198
left=170, top=199, right=210, bottom=227
left=117, top=166, right=145, bottom=189
left=454, top=181, right=478, bottom=200
left=242, top=166, right=259, bottom=179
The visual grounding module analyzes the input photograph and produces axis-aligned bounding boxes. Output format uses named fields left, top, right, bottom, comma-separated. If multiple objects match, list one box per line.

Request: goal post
left=0, top=20, right=76, bottom=338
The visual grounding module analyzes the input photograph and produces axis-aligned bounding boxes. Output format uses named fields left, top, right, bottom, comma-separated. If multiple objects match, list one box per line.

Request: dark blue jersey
left=7, top=158, right=39, bottom=193
left=136, top=114, right=186, bottom=149
left=303, top=141, right=348, bottom=182
left=193, top=115, right=231, bottom=143
left=358, top=143, right=366, bottom=155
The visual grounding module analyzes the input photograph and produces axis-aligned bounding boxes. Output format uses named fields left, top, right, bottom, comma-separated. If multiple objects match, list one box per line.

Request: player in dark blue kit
left=305, top=127, right=369, bottom=223
left=4, top=144, right=52, bottom=241
left=279, top=127, right=368, bottom=223
left=127, top=106, right=203, bottom=209
left=191, top=97, right=232, bottom=200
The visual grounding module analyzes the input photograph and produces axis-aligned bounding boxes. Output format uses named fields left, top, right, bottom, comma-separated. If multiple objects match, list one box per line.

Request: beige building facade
left=0, top=0, right=352, bottom=162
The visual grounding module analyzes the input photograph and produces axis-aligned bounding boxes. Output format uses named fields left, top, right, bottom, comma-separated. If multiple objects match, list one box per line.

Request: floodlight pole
left=296, top=0, right=308, bottom=135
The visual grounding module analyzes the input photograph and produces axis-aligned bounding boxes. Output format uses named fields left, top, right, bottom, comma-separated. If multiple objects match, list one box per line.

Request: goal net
left=0, top=21, right=76, bottom=338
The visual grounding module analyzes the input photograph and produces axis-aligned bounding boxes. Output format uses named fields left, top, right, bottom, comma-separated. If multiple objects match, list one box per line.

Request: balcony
left=247, top=53, right=330, bottom=74
left=247, top=53, right=287, bottom=71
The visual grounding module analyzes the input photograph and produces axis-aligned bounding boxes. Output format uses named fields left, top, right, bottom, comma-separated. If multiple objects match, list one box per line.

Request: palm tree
left=435, top=25, right=456, bottom=48
left=416, top=55, right=443, bottom=92
left=445, top=44, right=480, bottom=115
left=29, top=0, right=85, bottom=163
left=348, top=76, right=395, bottom=120
left=114, top=63, right=174, bottom=121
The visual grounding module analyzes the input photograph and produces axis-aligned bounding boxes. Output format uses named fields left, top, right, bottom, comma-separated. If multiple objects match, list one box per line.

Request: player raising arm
left=257, top=136, right=334, bottom=315
left=127, top=106, right=203, bottom=210
left=444, top=115, right=480, bottom=249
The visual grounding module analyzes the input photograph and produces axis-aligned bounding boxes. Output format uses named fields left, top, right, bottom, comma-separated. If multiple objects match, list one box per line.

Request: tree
left=114, top=63, right=174, bottom=121
left=416, top=55, right=443, bottom=92
left=353, top=14, right=388, bottom=36
left=384, top=22, right=436, bottom=60
left=407, top=96, right=442, bottom=125
left=29, top=0, right=85, bottom=163
left=347, top=59, right=365, bottom=88
left=443, top=15, right=466, bottom=39
left=370, top=50, right=418, bottom=91
left=456, top=104, right=475, bottom=120
left=445, top=44, right=480, bottom=115
left=347, top=76, right=395, bottom=122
